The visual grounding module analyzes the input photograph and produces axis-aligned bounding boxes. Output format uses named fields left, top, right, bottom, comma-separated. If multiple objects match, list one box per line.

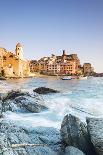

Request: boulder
left=86, top=117, right=103, bottom=155
left=0, top=120, right=61, bottom=155
left=2, top=90, right=30, bottom=101
left=15, top=96, right=47, bottom=113
left=2, top=90, right=47, bottom=113
left=33, top=87, right=59, bottom=94
left=64, top=146, right=85, bottom=155
left=0, top=76, right=6, bottom=80
left=0, top=132, right=14, bottom=155
left=13, top=146, right=57, bottom=155
left=0, top=101, right=2, bottom=117
left=60, top=114, right=95, bottom=155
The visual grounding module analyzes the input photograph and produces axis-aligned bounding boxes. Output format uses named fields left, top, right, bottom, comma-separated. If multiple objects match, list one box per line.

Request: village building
left=0, top=43, right=30, bottom=77
left=83, top=63, right=94, bottom=75
left=30, top=60, right=39, bottom=72
left=29, top=50, right=82, bottom=75
left=59, top=50, right=80, bottom=75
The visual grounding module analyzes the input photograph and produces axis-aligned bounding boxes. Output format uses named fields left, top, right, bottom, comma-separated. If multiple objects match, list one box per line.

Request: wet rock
left=64, top=146, right=85, bottom=155
left=0, top=133, right=8, bottom=153
left=61, top=114, right=95, bottom=155
left=2, top=90, right=30, bottom=102
left=0, top=133, right=14, bottom=155
left=0, top=76, right=6, bottom=80
left=2, top=90, right=47, bottom=113
left=0, top=93, right=3, bottom=100
left=2, top=149, right=14, bottom=155
left=13, top=146, right=57, bottom=155
left=0, top=120, right=61, bottom=155
left=86, top=117, right=103, bottom=155
left=0, top=101, right=2, bottom=117
left=33, top=87, right=59, bottom=94
left=14, top=96, right=47, bottom=113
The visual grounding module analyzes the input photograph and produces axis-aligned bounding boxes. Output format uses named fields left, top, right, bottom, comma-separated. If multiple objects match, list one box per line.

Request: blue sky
left=0, top=0, right=103, bottom=72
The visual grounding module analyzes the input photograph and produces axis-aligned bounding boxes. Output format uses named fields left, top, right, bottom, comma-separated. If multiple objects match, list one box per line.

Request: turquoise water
left=1, top=77, right=103, bottom=129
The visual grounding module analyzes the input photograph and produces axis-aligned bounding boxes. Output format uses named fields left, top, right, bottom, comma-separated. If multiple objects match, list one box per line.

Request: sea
left=1, top=77, right=103, bottom=129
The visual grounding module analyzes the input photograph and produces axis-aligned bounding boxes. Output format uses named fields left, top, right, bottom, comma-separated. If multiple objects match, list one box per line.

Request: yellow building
left=83, top=63, right=94, bottom=75
left=0, top=43, right=30, bottom=77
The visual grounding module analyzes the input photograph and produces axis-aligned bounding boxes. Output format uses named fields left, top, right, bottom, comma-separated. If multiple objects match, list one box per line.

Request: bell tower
left=15, top=43, right=23, bottom=60
left=62, top=50, right=67, bottom=61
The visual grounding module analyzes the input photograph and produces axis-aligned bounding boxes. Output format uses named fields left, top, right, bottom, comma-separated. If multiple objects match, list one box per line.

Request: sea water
left=1, top=77, right=103, bottom=129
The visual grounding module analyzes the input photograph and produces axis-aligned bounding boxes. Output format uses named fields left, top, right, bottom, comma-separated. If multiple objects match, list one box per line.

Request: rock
left=13, top=146, right=57, bottom=155
left=2, top=90, right=47, bottom=113
left=0, top=133, right=8, bottom=153
left=2, top=149, right=14, bottom=155
left=0, top=101, right=2, bottom=117
left=0, top=76, right=6, bottom=80
left=0, top=133, right=14, bottom=155
left=86, top=117, right=103, bottom=155
left=0, top=120, right=61, bottom=155
left=15, top=96, right=47, bottom=113
left=64, top=146, right=85, bottom=155
left=2, top=90, right=30, bottom=101
left=33, top=87, right=59, bottom=94
left=60, top=114, right=95, bottom=155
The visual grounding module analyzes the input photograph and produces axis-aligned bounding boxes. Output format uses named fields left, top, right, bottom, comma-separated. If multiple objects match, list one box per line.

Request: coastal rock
left=2, top=90, right=47, bottom=113
left=86, top=117, right=103, bottom=155
left=33, top=87, right=59, bottom=94
left=2, top=90, right=30, bottom=101
left=60, top=114, right=95, bottom=155
left=0, top=133, right=14, bottom=155
left=64, top=146, right=85, bottom=155
left=0, top=120, right=61, bottom=155
left=15, top=96, right=47, bottom=113
left=0, top=76, right=6, bottom=80
left=0, top=133, right=8, bottom=153
left=13, top=146, right=57, bottom=155
left=0, top=101, right=2, bottom=117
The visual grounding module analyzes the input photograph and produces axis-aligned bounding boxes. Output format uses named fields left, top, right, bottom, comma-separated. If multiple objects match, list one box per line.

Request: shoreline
left=0, top=73, right=102, bottom=80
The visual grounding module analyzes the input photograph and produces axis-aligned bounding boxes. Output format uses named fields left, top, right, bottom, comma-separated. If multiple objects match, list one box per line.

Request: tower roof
left=16, top=43, right=22, bottom=47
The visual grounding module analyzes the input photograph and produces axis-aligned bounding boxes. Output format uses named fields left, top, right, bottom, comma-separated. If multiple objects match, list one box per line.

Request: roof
left=16, top=43, right=22, bottom=47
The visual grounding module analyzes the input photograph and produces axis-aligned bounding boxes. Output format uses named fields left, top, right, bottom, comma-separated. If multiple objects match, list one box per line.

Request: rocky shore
left=0, top=87, right=103, bottom=155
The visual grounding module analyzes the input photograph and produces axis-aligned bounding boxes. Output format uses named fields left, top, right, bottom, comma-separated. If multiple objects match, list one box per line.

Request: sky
left=0, top=0, right=103, bottom=72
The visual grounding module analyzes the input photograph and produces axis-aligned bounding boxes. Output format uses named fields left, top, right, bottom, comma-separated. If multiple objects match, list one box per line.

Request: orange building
left=29, top=50, right=81, bottom=75
left=60, top=51, right=80, bottom=75
left=0, top=43, right=30, bottom=77
left=60, top=60, right=76, bottom=75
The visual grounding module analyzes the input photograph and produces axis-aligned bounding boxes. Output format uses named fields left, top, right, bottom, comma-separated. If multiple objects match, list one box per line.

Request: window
left=9, top=55, right=13, bottom=58
left=3, top=56, right=6, bottom=60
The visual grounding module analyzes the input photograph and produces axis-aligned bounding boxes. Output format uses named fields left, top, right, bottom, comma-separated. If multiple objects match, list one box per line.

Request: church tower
left=62, top=50, right=67, bottom=61
left=15, top=43, right=23, bottom=60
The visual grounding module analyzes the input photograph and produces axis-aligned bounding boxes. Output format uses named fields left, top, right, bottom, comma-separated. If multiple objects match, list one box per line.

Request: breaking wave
left=1, top=77, right=103, bottom=129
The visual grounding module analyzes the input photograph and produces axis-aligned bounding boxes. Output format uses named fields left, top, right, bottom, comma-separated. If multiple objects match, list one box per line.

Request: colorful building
left=29, top=50, right=82, bottom=75
left=0, top=43, right=30, bottom=77
left=83, top=63, right=94, bottom=75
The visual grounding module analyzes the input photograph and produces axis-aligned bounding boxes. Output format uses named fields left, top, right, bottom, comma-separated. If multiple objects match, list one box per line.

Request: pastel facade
left=0, top=43, right=30, bottom=77
left=46, top=63, right=60, bottom=74
left=60, top=61, right=76, bottom=75
left=83, top=63, right=93, bottom=75
left=30, top=50, right=81, bottom=75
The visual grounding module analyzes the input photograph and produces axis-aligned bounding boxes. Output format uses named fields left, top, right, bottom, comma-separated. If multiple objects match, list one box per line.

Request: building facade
left=83, top=63, right=94, bottom=75
left=0, top=43, right=30, bottom=77
left=29, top=50, right=82, bottom=75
